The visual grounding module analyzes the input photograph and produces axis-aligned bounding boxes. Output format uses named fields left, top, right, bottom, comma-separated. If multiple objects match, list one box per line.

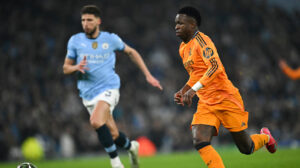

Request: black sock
left=96, top=125, right=118, bottom=158
left=114, top=132, right=131, bottom=150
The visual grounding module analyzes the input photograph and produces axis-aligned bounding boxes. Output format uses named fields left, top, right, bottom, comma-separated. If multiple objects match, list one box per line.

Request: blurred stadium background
left=0, top=0, right=300, bottom=166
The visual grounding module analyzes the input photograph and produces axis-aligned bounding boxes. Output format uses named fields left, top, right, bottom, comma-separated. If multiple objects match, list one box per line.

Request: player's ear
left=187, top=17, right=197, bottom=29
left=191, top=21, right=197, bottom=29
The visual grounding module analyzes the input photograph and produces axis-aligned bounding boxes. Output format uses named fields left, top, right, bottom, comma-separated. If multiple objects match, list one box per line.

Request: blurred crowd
left=0, top=0, right=299, bottom=161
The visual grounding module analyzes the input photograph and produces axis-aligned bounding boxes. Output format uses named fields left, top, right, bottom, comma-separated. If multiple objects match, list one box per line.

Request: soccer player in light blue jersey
left=63, top=5, right=163, bottom=168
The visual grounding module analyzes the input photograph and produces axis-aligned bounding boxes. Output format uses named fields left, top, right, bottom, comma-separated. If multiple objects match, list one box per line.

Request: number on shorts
left=105, top=91, right=112, bottom=97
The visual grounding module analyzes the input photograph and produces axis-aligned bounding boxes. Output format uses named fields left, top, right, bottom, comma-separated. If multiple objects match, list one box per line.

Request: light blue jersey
left=66, top=32, right=125, bottom=100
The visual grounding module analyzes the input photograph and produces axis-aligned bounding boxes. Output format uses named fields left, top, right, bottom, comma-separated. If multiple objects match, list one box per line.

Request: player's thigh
left=90, top=100, right=111, bottom=125
left=216, top=95, right=248, bottom=132
left=86, top=89, right=120, bottom=135
left=192, top=102, right=221, bottom=135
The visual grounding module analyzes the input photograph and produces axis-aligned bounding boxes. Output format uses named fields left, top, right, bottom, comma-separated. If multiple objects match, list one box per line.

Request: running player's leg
left=219, top=93, right=275, bottom=155
left=90, top=101, right=123, bottom=168
left=221, top=109, right=270, bottom=154
left=83, top=89, right=123, bottom=168
left=231, top=129, right=276, bottom=154
left=231, top=130, right=255, bottom=154
left=193, top=124, right=225, bottom=168
left=104, top=92, right=139, bottom=168
left=192, top=103, right=225, bottom=168
left=106, top=114, right=120, bottom=140
left=106, top=111, right=139, bottom=168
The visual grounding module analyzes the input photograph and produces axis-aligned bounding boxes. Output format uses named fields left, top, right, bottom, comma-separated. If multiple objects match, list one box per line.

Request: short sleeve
left=66, top=36, right=77, bottom=60
left=111, top=33, right=125, bottom=51
left=197, top=39, right=223, bottom=86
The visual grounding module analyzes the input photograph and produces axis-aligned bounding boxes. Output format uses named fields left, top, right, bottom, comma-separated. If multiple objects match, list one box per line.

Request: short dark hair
left=178, top=6, right=201, bottom=27
left=81, top=5, right=101, bottom=17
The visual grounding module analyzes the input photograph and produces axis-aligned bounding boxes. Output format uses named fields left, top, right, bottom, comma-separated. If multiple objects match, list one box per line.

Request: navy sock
left=96, top=125, right=118, bottom=158
left=114, top=132, right=131, bottom=150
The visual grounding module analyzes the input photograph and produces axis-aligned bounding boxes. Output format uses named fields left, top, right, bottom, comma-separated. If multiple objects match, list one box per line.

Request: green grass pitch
left=1, top=147, right=299, bottom=168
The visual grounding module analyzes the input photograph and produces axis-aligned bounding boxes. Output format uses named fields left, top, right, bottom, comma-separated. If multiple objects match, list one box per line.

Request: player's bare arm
left=123, top=44, right=163, bottom=90
left=63, top=56, right=89, bottom=74
left=279, top=59, right=300, bottom=80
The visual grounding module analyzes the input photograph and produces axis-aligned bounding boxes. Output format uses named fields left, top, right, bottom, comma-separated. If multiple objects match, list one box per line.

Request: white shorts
left=82, top=89, right=120, bottom=115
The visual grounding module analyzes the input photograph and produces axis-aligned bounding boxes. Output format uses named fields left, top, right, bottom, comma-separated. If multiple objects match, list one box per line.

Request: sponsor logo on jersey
left=203, top=47, right=214, bottom=59
left=79, top=53, right=110, bottom=64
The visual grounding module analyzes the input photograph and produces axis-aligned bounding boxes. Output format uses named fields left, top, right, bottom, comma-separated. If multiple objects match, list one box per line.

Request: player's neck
left=183, top=31, right=198, bottom=43
left=88, top=29, right=100, bottom=39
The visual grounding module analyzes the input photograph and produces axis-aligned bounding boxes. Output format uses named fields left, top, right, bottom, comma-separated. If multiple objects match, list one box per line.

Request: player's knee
left=237, top=144, right=254, bottom=155
left=90, top=118, right=105, bottom=129
left=193, top=141, right=211, bottom=151
left=238, top=147, right=252, bottom=155
left=193, top=136, right=211, bottom=150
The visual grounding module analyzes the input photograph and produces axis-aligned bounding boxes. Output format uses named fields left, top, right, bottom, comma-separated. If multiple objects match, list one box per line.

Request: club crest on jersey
left=102, top=43, right=109, bottom=49
left=92, top=42, right=98, bottom=49
left=203, top=47, right=214, bottom=59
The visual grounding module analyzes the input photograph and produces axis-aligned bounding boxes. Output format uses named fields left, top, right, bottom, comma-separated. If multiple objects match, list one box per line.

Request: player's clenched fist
left=174, top=91, right=184, bottom=106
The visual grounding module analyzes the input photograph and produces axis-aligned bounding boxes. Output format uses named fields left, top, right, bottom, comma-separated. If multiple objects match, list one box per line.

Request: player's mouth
left=176, top=31, right=182, bottom=36
left=84, top=28, right=90, bottom=33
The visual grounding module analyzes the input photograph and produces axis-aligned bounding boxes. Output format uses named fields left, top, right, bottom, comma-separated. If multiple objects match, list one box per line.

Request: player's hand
left=146, top=75, right=163, bottom=90
left=182, top=89, right=196, bottom=107
left=174, top=91, right=184, bottom=106
left=76, top=56, right=89, bottom=74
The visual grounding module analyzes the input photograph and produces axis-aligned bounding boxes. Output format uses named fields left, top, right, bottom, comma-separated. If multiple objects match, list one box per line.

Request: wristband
left=191, top=81, right=203, bottom=91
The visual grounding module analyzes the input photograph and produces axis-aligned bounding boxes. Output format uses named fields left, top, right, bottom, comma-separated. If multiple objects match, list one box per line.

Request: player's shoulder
left=194, top=31, right=214, bottom=48
left=101, top=31, right=124, bottom=46
left=100, top=31, right=120, bottom=38
left=69, top=32, right=86, bottom=41
left=179, top=42, right=185, bottom=48
left=198, top=31, right=213, bottom=43
left=72, top=32, right=85, bottom=38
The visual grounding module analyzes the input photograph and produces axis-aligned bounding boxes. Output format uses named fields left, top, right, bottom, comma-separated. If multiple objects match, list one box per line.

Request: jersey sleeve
left=198, top=39, right=223, bottom=86
left=111, top=33, right=125, bottom=51
left=66, top=36, right=77, bottom=60
left=198, top=43, right=223, bottom=86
